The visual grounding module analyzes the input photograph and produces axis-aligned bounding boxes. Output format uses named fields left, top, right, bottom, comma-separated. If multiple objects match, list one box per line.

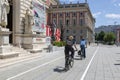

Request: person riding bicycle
left=80, top=36, right=87, bottom=59
left=64, top=36, right=77, bottom=71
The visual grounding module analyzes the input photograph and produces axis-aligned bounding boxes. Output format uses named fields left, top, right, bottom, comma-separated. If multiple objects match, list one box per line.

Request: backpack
left=80, top=39, right=86, bottom=46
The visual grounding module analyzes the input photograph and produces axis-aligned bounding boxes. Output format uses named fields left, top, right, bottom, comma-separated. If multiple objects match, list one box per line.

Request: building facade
left=6, top=0, right=58, bottom=50
left=48, top=2, right=95, bottom=43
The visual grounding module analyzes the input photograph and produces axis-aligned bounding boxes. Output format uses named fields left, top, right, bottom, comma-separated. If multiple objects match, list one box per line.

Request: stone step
left=0, top=52, right=19, bottom=59
left=11, top=46, right=30, bottom=54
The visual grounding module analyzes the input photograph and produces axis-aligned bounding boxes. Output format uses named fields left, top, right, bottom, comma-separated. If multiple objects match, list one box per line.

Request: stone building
left=5, top=0, right=58, bottom=49
left=48, top=2, right=95, bottom=43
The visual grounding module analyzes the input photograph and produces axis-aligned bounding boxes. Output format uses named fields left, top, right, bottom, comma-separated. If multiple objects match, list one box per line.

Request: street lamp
left=50, top=23, right=55, bottom=43
left=60, top=24, right=64, bottom=41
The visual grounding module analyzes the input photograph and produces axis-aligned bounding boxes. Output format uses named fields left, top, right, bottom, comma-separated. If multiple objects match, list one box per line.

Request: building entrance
left=7, top=0, right=13, bottom=44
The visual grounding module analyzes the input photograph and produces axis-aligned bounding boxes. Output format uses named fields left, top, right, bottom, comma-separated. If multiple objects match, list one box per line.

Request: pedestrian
left=80, top=36, right=87, bottom=59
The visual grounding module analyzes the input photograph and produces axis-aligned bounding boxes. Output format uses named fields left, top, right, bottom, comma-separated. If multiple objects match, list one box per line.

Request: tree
left=98, top=31, right=105, bottom=41
left=103, top=32, right=116, bottom=44
left=95, top=33, right=99, bottom=41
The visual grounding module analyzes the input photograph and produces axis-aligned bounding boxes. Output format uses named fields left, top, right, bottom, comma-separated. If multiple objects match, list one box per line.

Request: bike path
left=4, top=46, right=97, bottom=80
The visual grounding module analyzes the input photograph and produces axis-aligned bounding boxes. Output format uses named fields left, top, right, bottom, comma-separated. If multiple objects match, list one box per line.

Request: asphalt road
left=0, top=44, right=120, bottom=80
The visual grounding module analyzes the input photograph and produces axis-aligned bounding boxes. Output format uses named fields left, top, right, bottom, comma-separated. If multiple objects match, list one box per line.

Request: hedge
left=53, top=41, right=66, bottom=47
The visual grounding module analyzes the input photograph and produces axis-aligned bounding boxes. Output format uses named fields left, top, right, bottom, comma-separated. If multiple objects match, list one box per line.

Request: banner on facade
left=55, top=28, right=61, bottom=41
left=32, top=1, right=46, bottom=32
left=46, top=25, right=52, bottom=36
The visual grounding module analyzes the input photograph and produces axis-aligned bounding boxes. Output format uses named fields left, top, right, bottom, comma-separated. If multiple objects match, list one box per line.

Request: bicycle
left=65, top=52, right=74, bottom=71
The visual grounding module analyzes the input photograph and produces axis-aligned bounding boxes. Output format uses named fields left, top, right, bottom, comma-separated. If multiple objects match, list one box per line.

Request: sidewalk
left=0, top=45, right=120, bottom=80
left=0, top=51, right=45, bottom=68
left=0, top=44, right=93, bottom=68
left=0, top=46, right=64, bottom=68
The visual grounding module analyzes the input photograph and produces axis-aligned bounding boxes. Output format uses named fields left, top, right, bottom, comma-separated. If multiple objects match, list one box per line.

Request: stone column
left=63, top=12, right=65, bottom=26
left=70, top=12, right=72, bottom=26
left=77, top=12, right=79, bottom=26
left=57, top=13, right=58, bottom=26
left=12, top=0, right=20, bottom=45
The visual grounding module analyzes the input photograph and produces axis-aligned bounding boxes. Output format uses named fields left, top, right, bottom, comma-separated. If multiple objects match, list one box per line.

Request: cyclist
left=64, top=36, right=77, bottom=71
left=80, top=36, right=87, bottom=59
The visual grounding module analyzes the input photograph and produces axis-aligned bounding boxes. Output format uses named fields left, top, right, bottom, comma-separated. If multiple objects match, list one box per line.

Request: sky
left=59, top=0, right=120, bottom=28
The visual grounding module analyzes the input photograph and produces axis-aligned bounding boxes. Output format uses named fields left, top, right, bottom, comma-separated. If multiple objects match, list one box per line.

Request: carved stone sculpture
left=0, top=0, right=10, bottom=27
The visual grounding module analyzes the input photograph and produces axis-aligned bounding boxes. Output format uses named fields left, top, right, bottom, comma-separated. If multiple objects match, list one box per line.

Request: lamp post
left=50, top=24, right=55, bottom=43
left=60, top=24, right=64, bottom=41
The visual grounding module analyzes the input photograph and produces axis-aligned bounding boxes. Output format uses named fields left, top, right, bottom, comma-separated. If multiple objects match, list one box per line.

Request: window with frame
left=73, top=19, right=76, bottom=26
left=80, top=12, right=83, bottom=16
left=66, top=12, right=70, bottom=16
left=73, top=12, right=76, bottom=16
left=66, top=19, right=69, bottom=26
left=59, top=13, right=63, bottom=17
left=59, top=19, right=62, bottom=25
left=80, top=19, right=83, bottom=26
left=66, top=30, right=69, bottom=33
left=53, top=13, right=56, bottom=17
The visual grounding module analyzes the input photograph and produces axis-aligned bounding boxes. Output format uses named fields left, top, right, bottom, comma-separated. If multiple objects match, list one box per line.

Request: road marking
left=80, top=46, right=99, bottom=80
left=0, top=54, right=44, bottom=68
left=6, top=56, right=64, bottom=80
left=0, top=50, right=63, bottom=68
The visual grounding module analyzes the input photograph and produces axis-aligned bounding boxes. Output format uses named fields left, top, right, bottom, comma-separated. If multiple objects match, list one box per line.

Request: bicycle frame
left=65, top=52, right=74, bottom=70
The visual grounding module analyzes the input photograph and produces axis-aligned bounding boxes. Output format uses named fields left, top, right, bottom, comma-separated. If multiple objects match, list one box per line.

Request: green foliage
left=95, top=31, right=116, bottom=45
left=95, top=33, right=99, bottom=41
left=53, top=41, right=66, bottom=47
left=98, top=31, right=105, bottom=41
left=103, top=32, right=116, bottom=45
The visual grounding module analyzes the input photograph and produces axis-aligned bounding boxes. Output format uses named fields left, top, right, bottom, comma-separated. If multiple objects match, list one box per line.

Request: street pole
left=51, top=26, right=55, bottom=43
left=60, top=24, right=64, bottom=41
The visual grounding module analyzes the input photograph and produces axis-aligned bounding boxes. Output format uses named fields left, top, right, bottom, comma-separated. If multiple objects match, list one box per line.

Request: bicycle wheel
left=80, top=49, right=83, bottom=60
left=69, top=58, right=74, bottom=68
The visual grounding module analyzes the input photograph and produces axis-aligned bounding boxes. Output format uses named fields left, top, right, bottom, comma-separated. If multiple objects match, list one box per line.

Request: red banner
left=46, top=25, right=52, bottom=36
left=55, top=28, right=61, bottom=41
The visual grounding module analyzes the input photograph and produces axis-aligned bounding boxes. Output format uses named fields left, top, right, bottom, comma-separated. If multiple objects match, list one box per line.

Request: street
left=0, top=44, right=120, bottom=80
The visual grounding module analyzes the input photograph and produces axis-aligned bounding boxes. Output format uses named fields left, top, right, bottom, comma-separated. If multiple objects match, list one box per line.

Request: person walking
left=80, top=36, right=87, bottom=59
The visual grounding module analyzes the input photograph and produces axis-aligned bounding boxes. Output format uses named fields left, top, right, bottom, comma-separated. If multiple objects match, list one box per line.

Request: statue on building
left=24, top=3, right=34, bottom=34
left=0, top=0, right=10, bottom=28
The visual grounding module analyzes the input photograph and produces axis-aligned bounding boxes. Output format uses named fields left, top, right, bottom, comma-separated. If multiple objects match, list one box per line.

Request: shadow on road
left=116, top=53, right=120, bottom=54
left=53, top=66, right=66, bottom=73
left=114, top=63, right=120, bottom=65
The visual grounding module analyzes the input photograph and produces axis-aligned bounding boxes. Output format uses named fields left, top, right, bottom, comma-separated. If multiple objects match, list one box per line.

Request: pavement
left=0, top=46, right=64, bottom=68
left=0, top=44, right=120, bottom=80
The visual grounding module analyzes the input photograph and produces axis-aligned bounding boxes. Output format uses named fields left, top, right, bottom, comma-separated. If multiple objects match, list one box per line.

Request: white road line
left=6, top=56, right=64, bottom=80
left=80, top=46, right=99, bottom=80
left=0, top=54, right=44, bottom=68
left=0, top=50, right=63, bottom=68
